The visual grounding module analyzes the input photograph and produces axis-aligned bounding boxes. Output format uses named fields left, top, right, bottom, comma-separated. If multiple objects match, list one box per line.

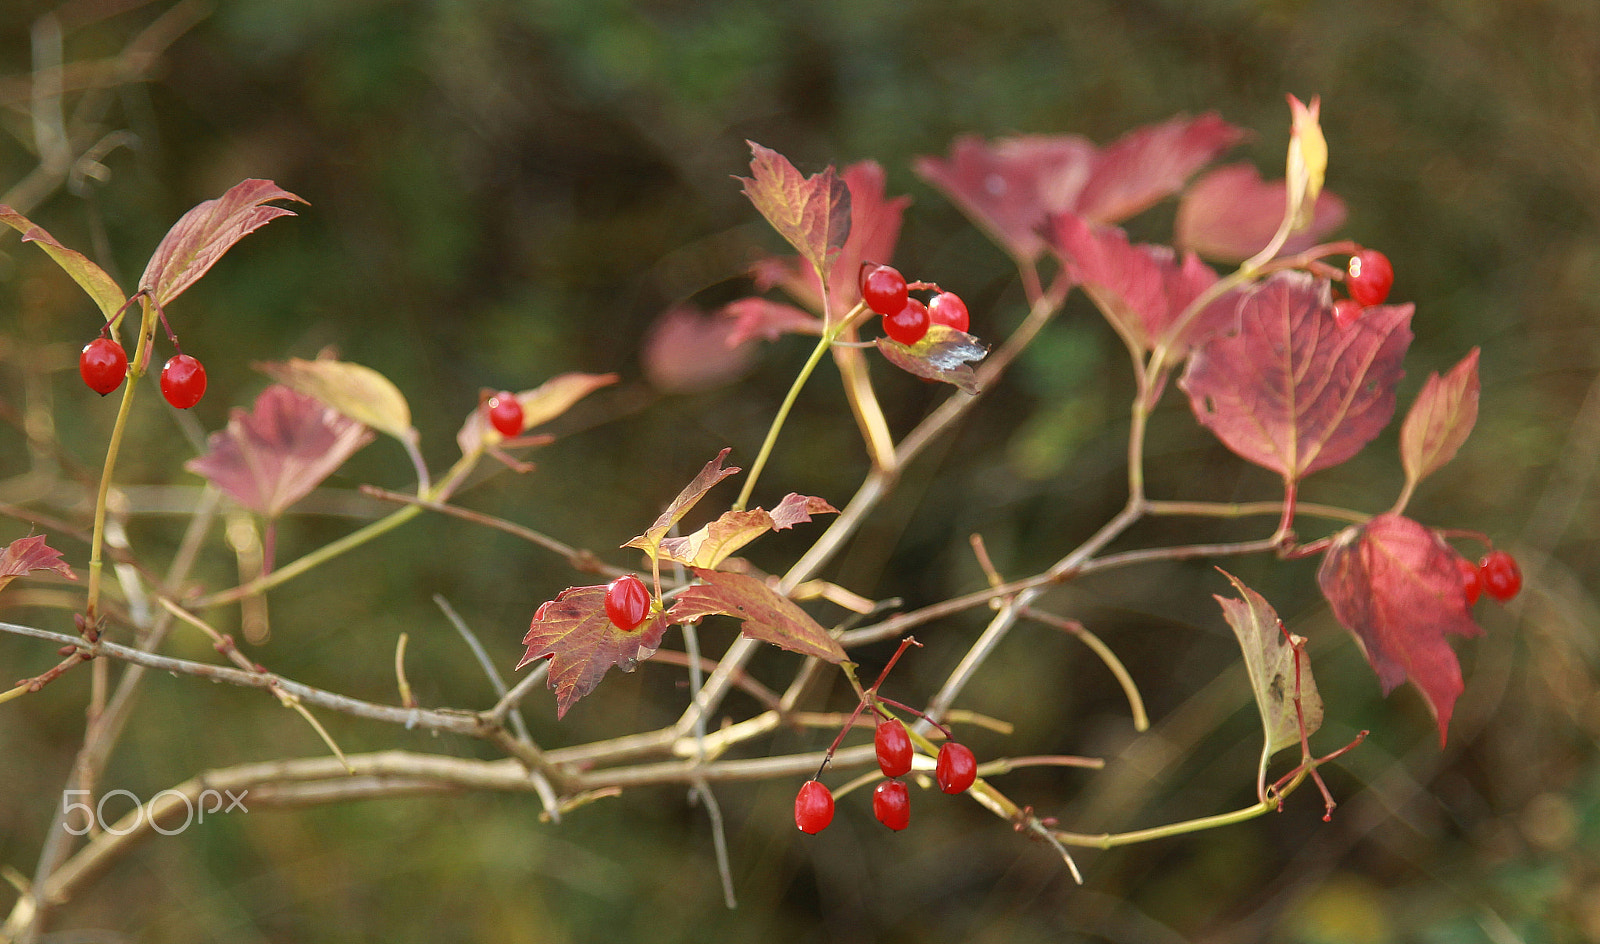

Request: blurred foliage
left=3, top=0, right=1600, bottom=940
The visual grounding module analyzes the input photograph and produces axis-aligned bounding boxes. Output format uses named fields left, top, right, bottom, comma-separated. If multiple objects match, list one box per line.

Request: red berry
left=1456, top=556, right=1482, bottom=606
left=873, top=779, right=910, bottom=831
left=79, top=337, right=127, bottom=396
left=860, top=263, right=908, bottom=317
left=1332, top=299, right=1364, bottom=330
left=883, top=297, right=929, bottom=346
left=603, top=574, right=651, bottom=630
left=1346, top=249, right=1394, bottom=307
left=487, top=392, right=524, bottom=438
left=159, top=354, right=206, bottom=409
left=935, top=742, right=977, bottom=794
left=795, top=780, right=834, bottom=834
left=927, top=292, right=969, bottom=333
left=874, top=719, right=913, bottom=778
left=1479, top=550, right=1522, bottom=602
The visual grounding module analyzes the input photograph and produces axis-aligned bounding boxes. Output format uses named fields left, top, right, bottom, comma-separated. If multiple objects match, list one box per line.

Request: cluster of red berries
left=1332, top=248, right=1395, bottom=329
left=794, top=718, right=979, bottom=834
left=860, top=263, right=969, bottom=345
left=79, top=334, right=207, bottom=410
left=1459, top=549, right=1522, bottom=606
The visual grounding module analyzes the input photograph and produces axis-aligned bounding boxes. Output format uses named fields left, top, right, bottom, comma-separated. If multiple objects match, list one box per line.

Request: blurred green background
left=2, top=0, right=1598, bottom=941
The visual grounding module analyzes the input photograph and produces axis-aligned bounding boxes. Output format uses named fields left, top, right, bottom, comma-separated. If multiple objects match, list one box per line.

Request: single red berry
left=486, top=392, right=524, bottom=438
left=927, top=292, right=969, bottom=333
left=1346, top=249, right=1394, bottom=307
left=883, top=297, right=929, bottom=346
left=1479, top=550, right=1522, bottom=602
left=873, top=779, right=910, bottom=831
left=935, top=742, right=977, bottom=794
left=79, top=337, right=127, bottom=396
left=1332, top=299, right=1364, bottom=330
left=159, top=354, right=206, bottom=409
left=604, top=574, right=652, bottom=630
left=860, top=263, right=908, bottom=317
left=875, top=719, right=913, bottom=778
left=1456, top=556, right=1482, bottom=606
left=795, top=780, right=834, bottom=834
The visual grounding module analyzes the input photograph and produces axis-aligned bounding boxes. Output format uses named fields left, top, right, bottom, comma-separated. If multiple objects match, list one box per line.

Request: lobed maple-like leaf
left=457, top=372, right=618, bottom=454
left=1180, top=272, right=1412, bottom=482
left=739, top=143, right=851, bottom=285
left=642, top=306, right=759, bottom=394
left=1175, top=163, right=1347, bottom=264
left=0, top=534, right=77, bottom=594
left=185, top=385, right=374, bottom=517
left=0, top=207, right=126, bottom=321
left=623, top=449, right=741, bottom=560
left=139, top=179, right=306, bottom=307
left=1214, top=569, right=1323, bottom=776
left=914, top=114, right=1244, bottom=261
left=873, top=324, right=988, bottom=393
left=1317, top=514, right=1483, bottom=746
left=258, top=357, right=412, bottom=443
left=516, top=585, right=670, bottom=718
left=668, top=569, right=846, bottom=663
left=656, top=494, right=838, bottom=570
left=1400, top=348, right=1480, bottom=491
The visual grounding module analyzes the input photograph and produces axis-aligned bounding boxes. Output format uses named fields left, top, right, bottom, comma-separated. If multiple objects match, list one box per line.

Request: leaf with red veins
left=1047, top=212, right=1237, bottom=358
left=140, top=180, right=306, bottom=307
left=669, top=569, right=846, bottom=663
left=0, top=534, right=77, bottom=594
left=0, top=207, right=125, bottom=321
left=769, top=493, right=839, bottom=530
left=456, top=372, right=617, bottom=455
left=643, top=306, right=759, bottom=394
left=739, top=143, right=851, bottom=285
left=1215, top=569, right=1322, bottom=763
left=1175, top=163, right=1347, bottom=264
left=658, top=495, right=838, bottom=570
left=874, top=324, right=988, bottom=394
left=1179, top=272, right=1412, bottom=482
left=517, top=584, right=669, bottom=718
left=915, top=114, right=1243, bottom=261
left=719, top=297, right=824, bottom=346
left=623, top=449, right=741, bottom=560
left=185, top=385, right=375, bottom=518
left=1400, top=348, right=1480, bottom=491
left=1317, top=513, right=1484, bottom=746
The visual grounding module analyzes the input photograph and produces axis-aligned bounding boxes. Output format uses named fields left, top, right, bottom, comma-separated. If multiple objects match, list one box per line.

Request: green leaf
left=257, top=357, right=413, bottom=442
left=1214, top=569, right=1322, bottom=781
left=0, top=206, right=125, bottom=321
left=739, top=142, right=851, bottom=285
left=669, top=569, right=846, bottom=663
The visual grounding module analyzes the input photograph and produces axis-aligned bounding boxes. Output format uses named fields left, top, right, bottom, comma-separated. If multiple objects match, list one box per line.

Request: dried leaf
left=739, top=142, right=851, bottom=284
left=669, top=569, right=846, bottom=663
left=1317, top=514, right=1483, bottom=746
left=0, top=207, right=126, bottom=321
left=185, top=385, right=374, bottom=517
left=623, top=449, right=741, bottom=559
left=642, top=306, right=758, bottom=393
left=874, top=324, right=988, bottom=393
left=456, top=372, right=617, bottom=454
left=657, top=509, right=776, bottom=570
left=258, top=357, right=413, bottom=442
left=1175, top=163, right=1347, bottom=264
left=769, top=493, right=839, bottom=530
left=516, top=585, right=669, bottom=718
left=0, top=534, right=76, bottom=594
left=1401, top=348, right=1480, bottom=489
left=1180, top=272, right=1412, bottom=482
left=139, top=179, right=306, bottom=306
left=1214, top=569, right=1322, bottom=764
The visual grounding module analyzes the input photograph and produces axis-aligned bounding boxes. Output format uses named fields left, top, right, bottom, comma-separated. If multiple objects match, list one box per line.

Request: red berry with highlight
left=1456, top=556, right=1482, bottom=606
left=928, top=292, right=969, bottom=333
left=935, top=742, right=977, bottom=794
left=1479, top=550, right=1522, bottom=602
left=1332, top=299, right=1363, bottom=330
left=860, top=263, right=908, bottom=316
left=79, top=338, right=127, bottom=396
left=873, top=779, right=910, bottom=831
left=487, top=392, right=524, bottom=438
left=159, top=354, right=206, bottom=409
left=883, top=297, right=929, bottom=346
left=604, top=574, right=651, bottom=630
left=875, top=719, right=913, bottom=778
left=795, top=780, right=834, bottom=834
left=1347, top=249, right=1394, bottom=307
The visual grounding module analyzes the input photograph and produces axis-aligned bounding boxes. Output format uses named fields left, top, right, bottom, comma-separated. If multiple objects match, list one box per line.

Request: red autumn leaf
left=0, top=534, right=77, bottom=594
left=668, top=569, right=846, bottom=663
left=1400, top=348, right=1480, bottom=490
left=914, top=114, right=1243, bottom=261
left=642, top=306, right=759, bottom=394
left=769, top=493, right=839, bottom=530
left=516, top=584, right=670, bottom=718
left=623, top=449, right=741, bottom=560
left=0, top=207, right=126, bottom=321
left=1175, top=163, right=1347, bottom=264
left=719, top=297, right=823, bottom=347
left=1179, top=272, right=1412, bottom=482
left=874, top=324, right=988, bottom=393
left=139, top=179, right=306, bottom=307
left=456, top=372, right=617, bottom=455
left=1214, top=570, right=1323, bottom=767
left=739, top=143, right=851, bottom=285
left=1317, top=514, right=1484, bottom=746
left=1046, top=212, right=1238, bottom=358
left=185, top=385, right=375, bottom=518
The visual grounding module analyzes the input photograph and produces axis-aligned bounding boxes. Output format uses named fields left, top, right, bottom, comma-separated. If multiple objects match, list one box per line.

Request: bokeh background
left=2, top=0, right=1598, bottom=941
